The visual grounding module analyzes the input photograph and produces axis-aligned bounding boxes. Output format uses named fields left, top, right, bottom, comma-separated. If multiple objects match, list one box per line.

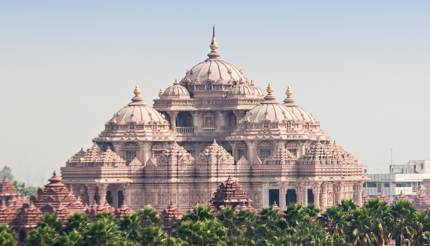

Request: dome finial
left=134, top=85, right=141, bottom=97
left=286, top=85, right=293, bottom=98
left=266, top=83, right=273, bottom=95
left=158, top=89, right=164, bottom=97
left=210, top=26, right=219, bottom=52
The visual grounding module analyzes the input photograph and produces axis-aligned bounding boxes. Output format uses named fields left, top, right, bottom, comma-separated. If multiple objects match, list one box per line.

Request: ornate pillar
left=168, top=111, right=178, bottom=132
left=279, top=184, right=287, bottom=211
left=122, top=184, right=131, bottom=206
left=334, top=182, right=342, bottom=205
left=86, top=184, right=97, bottom=206
left=295, top=182, right=305, bottom=205
left=320, top=182, right=328, bottom=210
left=312, top=182, right=321, bottom=209
left=246, top=141, right=256, bottom=164
left=354, top=181, right=364, bottom=206
left=97, top=184, right=108, bottom=205
left=141, top=142, right=152, bottom=166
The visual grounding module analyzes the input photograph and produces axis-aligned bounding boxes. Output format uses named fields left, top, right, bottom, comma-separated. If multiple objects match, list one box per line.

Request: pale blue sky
left=0, top=1, right=429, bottom=185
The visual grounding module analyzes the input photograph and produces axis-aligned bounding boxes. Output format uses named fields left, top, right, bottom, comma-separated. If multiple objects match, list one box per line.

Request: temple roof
left=67, top=144, right=126, bottom=167
left=198, top=140, right=234, bottom=165
left=210, top=177, right=252, bottom=210
left=12, top=203, right=43, bottom=229
left=0, top=179, right=18, bottom=197
left=299, top=142, right=359, bottom=166
left=31, top=172, right=85, bottom=221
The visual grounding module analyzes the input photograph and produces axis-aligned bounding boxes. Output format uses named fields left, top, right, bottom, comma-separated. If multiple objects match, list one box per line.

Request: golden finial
left=209, top=26, right=219, bottom=52
left=134, top=85, right=141, bottom=97
left=158, top=89, right=164, bottom=97
left=266, top=83, right=273, bottom=94
left=286, top=85, right=293, bottom=98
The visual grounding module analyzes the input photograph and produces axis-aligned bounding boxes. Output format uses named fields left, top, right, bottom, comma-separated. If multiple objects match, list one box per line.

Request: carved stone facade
left=59, top=29, right=366, bottom=212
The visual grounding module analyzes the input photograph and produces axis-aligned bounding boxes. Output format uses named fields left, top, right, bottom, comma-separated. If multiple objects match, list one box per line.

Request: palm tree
left=363, top=199, right=390, bottom=245
left=37, top=213, right=62, bottom=233
left=181, top=205, right=214, bottom=222
left=176, top=219, right=227, bottom=246
left=412, top=211, right=430, bottom=245
left=388, top=200, right=417, bottom=246
left=63, top=213, right=89, bottom=234
left=119, top=212, right=143, bottom=242
left=56, top=230, right=81, bottom=246
left=26, top=226, right=59, bottom=246
left=0, top=225, right=17, bottom=246
left=81, top=216, right=123, bottom=246
left=136, top=207, right=161, bottom=227
left=141, top=225, right=168, bottom=245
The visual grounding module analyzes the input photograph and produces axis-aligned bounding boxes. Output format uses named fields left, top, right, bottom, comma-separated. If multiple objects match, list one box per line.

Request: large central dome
left=180, top=28, right=248, bottom=85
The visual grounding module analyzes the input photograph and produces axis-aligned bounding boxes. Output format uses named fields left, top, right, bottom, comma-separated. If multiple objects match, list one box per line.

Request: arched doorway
left=106, top=191, right=113, bottom=206
left=286, top=189, right=297, bottom=206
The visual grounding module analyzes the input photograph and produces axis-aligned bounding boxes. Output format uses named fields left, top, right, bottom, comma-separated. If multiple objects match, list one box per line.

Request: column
left=312, top=182, right=321, bottom=209
left=168, top=111, right=178, bottom=132
left=86, top=184, right=96, bottom=206
left=97, top=184, right=108, bottom=205
left=279, top=184, right=287, bottom=211
left=246, top=141, right=256, bottom=165
left=354, top=181, right=364, bottom=206
left=295, top=182, right=305, bottom=205
left=142, top=142, right=152, bottom=166
left=122, top=184, right=131, bottom=206
left=320, top=182, right=328, bottom=210
left=334, top=182, right=342, bottom=205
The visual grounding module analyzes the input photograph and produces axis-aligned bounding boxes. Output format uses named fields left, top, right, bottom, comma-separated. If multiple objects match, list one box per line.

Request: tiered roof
left=299, top=142, right=358, bottom=166
left=198, top=140, right=234, bottom=165
left=11, top=203, right=43, bottom=230
left=210, top=177, right=252, bottom=210
left=31, top=172, right=85, bottom=221
left=67, top=144, right=126, bottom=167
left=85, top=203, right=115, bottom=218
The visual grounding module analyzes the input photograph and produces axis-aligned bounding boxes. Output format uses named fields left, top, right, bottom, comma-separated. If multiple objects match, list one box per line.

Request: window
left=259, top=149, right=271, bottom=161
left=366, top=182, right=377, bottom=188
left=203, top=114, right=215, bottom=128
left=384, top=183, right=390, bottom=188
left=269, top=189, right=279, bottom=206
left=125, top=151, right=136, bottom=163
left=307, top=189, right=314, bottom=205
left=286, top=189, right=297, bottom=206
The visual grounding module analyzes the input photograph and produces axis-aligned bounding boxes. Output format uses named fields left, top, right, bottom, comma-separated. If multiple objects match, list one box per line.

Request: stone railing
left=176, top=127, right=194, bottom=135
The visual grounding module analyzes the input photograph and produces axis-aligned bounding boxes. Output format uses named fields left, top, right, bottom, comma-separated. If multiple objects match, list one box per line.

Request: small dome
left=160, top=82, right=190, bottom=99
left=240, top=84, right=297, bottom=125
left=109, top=85, right=168, bottom=125
left=282, top=85, right=318, bottom=124
left=180, top=28, right=247, bottom=85
left=228, top=82, right=264, bottom=98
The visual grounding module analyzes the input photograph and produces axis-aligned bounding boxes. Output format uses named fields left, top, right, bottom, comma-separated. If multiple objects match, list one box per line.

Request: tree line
left=0, top=199, right=429, bottom=246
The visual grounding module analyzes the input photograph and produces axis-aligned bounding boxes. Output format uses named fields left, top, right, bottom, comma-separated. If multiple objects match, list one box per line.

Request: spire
left=134, top=85, right=141, bottom=97
left=130, top=85, right=144, bottom=104
left=210, top=26, right=219, bottom=52
left=266, top=83, right=273, bottom=95
left=263, top=83, right=276, bottom=102
left=208, top=26, right=220, bottom=59
left=283, top=84, right=295, bottom=104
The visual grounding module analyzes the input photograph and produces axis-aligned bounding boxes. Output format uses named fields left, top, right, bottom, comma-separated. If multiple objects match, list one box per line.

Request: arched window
left=106, top=190, right=113, bottom=206
left=258, top=141, right=273, bottom=161
left=117, top=190, right=124, bottom=208
left=176, top=112, right=193, bottom=127
left=202, top=112, right=215, bottom=129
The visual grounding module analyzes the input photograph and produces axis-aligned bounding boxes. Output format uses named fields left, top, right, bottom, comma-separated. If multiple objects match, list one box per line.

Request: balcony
left=176, top=127, right=194, bottom=135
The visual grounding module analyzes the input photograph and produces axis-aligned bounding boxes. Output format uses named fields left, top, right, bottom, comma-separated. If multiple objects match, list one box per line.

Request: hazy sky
left=0, top=1, right=429, bottom=185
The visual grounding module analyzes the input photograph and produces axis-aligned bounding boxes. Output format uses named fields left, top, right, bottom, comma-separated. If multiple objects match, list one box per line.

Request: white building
left=364, top=160, right=430, bottom=197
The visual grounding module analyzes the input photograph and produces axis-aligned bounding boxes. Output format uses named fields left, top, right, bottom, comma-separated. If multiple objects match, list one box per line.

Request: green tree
left=81, top=215, right=123, bottom=246
left=13, top=181, right=37, bottom=197
left=63, top=213, right=89, bottom=234
left=0, top=166, right=13, bottom=180
left=0, top=225, right=17, bottom=246
left=388, top=200, right=417, bottom=246
left=37, top=214, right=63, bottom=233
left=141, top=225, right=168, bottom=245
left=26, top=226, right=59, bottom=246
left=56, top=230, right=81, bottom=246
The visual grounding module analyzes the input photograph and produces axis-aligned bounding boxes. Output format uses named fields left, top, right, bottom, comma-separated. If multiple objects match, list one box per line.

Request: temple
left=59, top=28, right=367, bottom=212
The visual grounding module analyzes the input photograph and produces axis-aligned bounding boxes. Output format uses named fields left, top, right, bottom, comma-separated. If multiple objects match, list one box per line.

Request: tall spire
left=263, top=83, right=276, bottom=102
left=208, top=26, right=220, bottom=59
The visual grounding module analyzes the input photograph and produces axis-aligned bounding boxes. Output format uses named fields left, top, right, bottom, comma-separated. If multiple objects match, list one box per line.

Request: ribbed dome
left=180, top=29, right=247, bottom=85
left=160, top=82, right=190, bottom=99
left=109, top=86, right=168, bottom=125
left=228, top=82, right=264, bottom=98
left=282, top=85, right=318, bottom=124
left=241, top=84, right=297, bottom=125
